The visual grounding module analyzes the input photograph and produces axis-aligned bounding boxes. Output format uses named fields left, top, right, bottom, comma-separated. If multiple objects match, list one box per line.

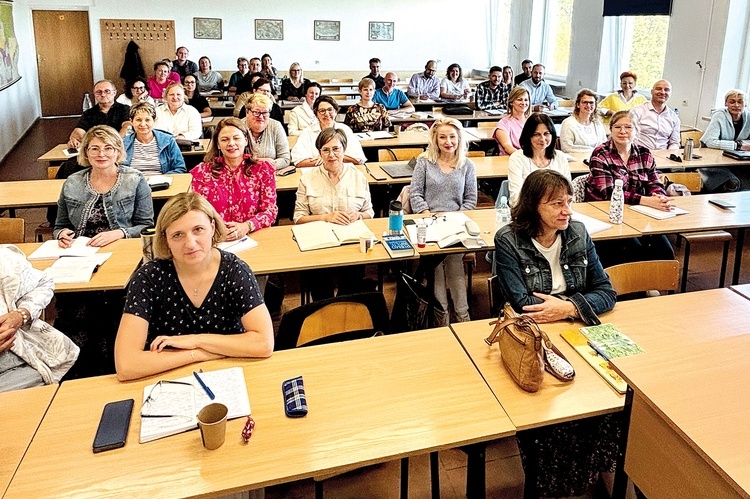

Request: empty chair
left=377, top=147, right=424, bottom=162
left=605, top=260, right=680, bottom=296
left=0, top=218, right=25, bottom=244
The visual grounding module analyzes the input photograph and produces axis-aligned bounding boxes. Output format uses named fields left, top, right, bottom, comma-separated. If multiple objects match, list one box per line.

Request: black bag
left=699, top=167, right=740, bottom=193
left=441, top=104, right=473, bottom=115
left=391, top=272, right=448, bottom=333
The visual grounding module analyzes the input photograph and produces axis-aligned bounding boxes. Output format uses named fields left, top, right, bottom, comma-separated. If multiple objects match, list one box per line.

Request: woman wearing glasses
left=584, top=110, right=674, bottom=267
left=559, top=89, right=607, bottom=154
left=116, top=77, right=154, bottom=107
left=242, top=94, right=290, bottom=170
left=190, top=118, right=278, bottom=242
left=291, top=95, right=366, bottom=167
left=147, top=61, right=180, bottom=100
left=508, top=113, right=570, bottom=207
left=294, top=128, right=373, bottom=299
left=280, top=62, right=309, bottom=102
left=183, top=74, right=212, bottom=118
left=115, top=192, right=274, bottom=381
left=54, top=125, right=154, bottom=378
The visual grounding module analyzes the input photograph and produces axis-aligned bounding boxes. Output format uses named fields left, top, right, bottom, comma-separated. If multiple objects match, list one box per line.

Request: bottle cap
left=614, top=179, right=624, bottom=187
left=500, top=196, right=508, bottom=205
left=389, top=200, right=403, bottom=212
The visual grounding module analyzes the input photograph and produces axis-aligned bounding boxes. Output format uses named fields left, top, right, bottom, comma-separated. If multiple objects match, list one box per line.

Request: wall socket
left=682, top=100, right=688, bottom=106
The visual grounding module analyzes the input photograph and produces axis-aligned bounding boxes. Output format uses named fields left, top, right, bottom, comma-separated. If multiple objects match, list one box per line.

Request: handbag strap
left=485, top=315, right=542, bottom=347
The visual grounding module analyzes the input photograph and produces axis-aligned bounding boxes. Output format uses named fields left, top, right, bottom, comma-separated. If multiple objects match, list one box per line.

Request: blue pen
left=193, top=371, right=215, bottom=400
left=587, top=341, right=611, bottom=362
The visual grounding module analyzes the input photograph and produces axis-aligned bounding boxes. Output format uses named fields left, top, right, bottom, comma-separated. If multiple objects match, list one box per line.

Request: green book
left=579, top=323, right=644, bottom=359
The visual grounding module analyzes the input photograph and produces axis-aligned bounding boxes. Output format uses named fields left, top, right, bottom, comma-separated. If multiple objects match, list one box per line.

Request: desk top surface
left=5, top=328, right=513, bottom=498
left=608, top=289, right=750, bottom=497
left=588, top=191, right=750, bottom=234
left=0, top=174, right=192, bottom=209
left=730, top=283, right=750, bottom=300
left=651, top=147, right=744, bottom=169
left=38, top=140, right=211, bottom=163
left=0, top=384, right=58, bottom=497
left=16, top=238, right=143, bottom=292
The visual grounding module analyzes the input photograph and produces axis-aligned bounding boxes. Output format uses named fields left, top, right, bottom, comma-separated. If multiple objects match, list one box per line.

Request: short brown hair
left=573, top=88, right=600, bottom=121
left=204, top=118, right=256, bottom=176
left=619, top=71, right=637, bottom=83
left=78, top=125, right=126, bottom=166
left=511, top=169, right=572, bottom=239
left=129, top=102, right=156, bottom=120
left=316, top=127, right=348, bottom=151
left=153, top=192, right=227, bottom=260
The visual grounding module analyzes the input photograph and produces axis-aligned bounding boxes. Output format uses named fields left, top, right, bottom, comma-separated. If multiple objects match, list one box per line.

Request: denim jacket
left=494, top=220, right=616, bottom=325
left=122, top=129, right=187, bottom=173
left=54, top=165, right=154, bottom=239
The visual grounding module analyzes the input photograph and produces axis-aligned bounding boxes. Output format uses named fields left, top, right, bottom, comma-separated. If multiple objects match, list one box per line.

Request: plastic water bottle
left=82, top=93, right=92, bottom=112
left=495, top=196, right=511, bottom=233
left=609, top=179, right=624, bottom=224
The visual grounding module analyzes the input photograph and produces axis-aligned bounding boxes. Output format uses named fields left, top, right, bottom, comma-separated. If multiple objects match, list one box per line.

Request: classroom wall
left=0, top=0, right=42, bottom=163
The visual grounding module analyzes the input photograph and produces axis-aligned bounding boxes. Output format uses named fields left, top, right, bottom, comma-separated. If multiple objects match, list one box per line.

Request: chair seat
left=679, top=230, right=732, bottom=244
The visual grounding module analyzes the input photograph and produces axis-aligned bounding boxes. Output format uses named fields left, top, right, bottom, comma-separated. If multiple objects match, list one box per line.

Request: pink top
left=190, top=155, right=278, bottom=231
left=494, top=115, right=526, bottom=156
left=147, top=72, right=181, bottom=99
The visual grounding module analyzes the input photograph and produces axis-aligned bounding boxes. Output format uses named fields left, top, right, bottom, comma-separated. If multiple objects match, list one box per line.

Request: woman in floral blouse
left=344, top=78, right=391, bottom=132
left=190, top=118, right=278, bottom=242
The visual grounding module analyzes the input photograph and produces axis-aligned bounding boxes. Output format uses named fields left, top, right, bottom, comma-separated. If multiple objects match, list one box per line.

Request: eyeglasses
left=184, top=80, right=196, bottom=85
left=131, top=85, right=146, bottom=91
left=320, top=146, right=343, bottom=155
left=141, top=380, right=199, bottom=419
left=249, top=110, right=270, bottom=118
left=94, top=89, right=115, bottom=96
left=531, top=132, right=553, bottom=139
left=611, top=125, right=634, bottom=131
left=580, top=101, right=596, bottom=106
left=317, top=107, right=336, bottom=115
left=87, top=145, right=117, bottom=155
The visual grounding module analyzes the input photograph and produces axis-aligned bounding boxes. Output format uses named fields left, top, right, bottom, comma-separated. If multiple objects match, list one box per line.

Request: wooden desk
left=390, top=110, right=500, bottom=124
left=451, top=320, right=624, bottom=430
left=0, top=384, right=58, bottom=497
left=731, top=283, right=750, bottom=300
left=0, top=174, right=192, bottom=211
left=5, top=329, right=514, bottom=498
left=652, top=147, right=743, bottom=170
left=16, top=238, right=143, bottom=292
left=603, top=289, right=750, bottom=498
left=38, top=140, right=211, bottom=164
left=358, top=130, right=480, bottom=149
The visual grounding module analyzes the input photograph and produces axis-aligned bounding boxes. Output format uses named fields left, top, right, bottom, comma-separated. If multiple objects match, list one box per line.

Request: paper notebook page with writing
left=629, top=204, right=688, bottom=220
left=28, top=237, right=99, bottom=260
left=139, top=367, right=251, bottom=443
left=330, top=219, right=370, bottom=244
left=291, top=221, right=340, bottom=251
left=46, top=252, right=112, bottom=284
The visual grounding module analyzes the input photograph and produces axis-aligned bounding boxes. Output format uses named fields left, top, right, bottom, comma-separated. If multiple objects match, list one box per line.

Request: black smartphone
left=93, top=399, right=134, bottom=453
left=66, top=147, right=78, bottom=155
left=708, top=199, right=735, bottom=210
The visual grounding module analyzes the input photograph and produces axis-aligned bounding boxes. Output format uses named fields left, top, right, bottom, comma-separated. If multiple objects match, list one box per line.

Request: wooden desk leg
left=462, top=443, right=486, bottom=499
left=732, top=227, right=746, bottom=285
left=612, top=386, right=634, bottom=499
left=400, top=457, right=409, bottom=499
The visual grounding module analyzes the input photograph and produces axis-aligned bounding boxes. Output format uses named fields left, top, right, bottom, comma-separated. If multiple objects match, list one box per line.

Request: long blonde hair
left=421, top=117, right=467, bottom=169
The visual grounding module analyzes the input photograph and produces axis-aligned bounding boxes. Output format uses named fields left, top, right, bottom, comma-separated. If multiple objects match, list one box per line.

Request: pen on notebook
left=587, top=341, right=611, bottom=362
left=193, top=371, right=215, bottom=400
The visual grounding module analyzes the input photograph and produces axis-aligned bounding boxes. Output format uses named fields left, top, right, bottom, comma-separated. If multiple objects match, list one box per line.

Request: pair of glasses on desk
left=140, top=380, right=196, bottom=419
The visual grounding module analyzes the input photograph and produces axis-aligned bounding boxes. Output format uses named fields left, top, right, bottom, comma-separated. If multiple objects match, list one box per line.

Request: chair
left=466, top=151, right=485, bottom=157
left=275, top=292, right=391, bottom=350
left=0, top=218, right=25, bottom=244
left=557, top=99, right=574, bottom=108
left=605, top=260, right=680, bottom=296
left=660, top=173, right=732, bottom=291
left=477, top=121, right=496, bottom=128
left=680, top=129, right=704, bottom=147
left=377, top=147, right=424, bottom=162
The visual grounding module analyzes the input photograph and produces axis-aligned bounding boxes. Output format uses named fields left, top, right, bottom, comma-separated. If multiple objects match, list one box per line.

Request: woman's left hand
left=522, top=292, right=577, bottom=323
left=87, top=230, right=125, bottom=247
left=150, top=334, right=201, bottom=352
left=225, top=221, right=251, bottom=241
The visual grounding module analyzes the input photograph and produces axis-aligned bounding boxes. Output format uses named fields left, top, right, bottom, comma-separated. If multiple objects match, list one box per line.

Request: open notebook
left=630, top=204, right=688, bottom=220
left=291, top=219, right=370, bottom=251
left=139, top=367, right=250, bottom=443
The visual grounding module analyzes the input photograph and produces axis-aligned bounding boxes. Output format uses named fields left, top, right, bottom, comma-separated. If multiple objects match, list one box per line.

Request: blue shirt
left=519, top=79, right=558, bottom=108
left=373, top=88, right=409, bottom=110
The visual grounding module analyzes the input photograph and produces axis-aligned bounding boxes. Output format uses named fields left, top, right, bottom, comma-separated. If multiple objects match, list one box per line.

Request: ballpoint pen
left=587, top=341, right=611, bottom=362
left=193, top=371, right=215, bottom=400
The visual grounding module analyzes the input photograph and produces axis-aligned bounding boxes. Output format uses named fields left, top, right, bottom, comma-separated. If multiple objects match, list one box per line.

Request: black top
left=363, top=74, right=385, bottom=89
left=75, top=102, right=131, bottom=132
left=734, top=116, right=744, bottom=141
left=124, top=250, right=264, bottom=345
left=172, top=60, right=199, bottom=82
left=514, top=73, right=531, bottom=86
left=81, top=196, right=111, bottom=237
left=187, top=94, right=210, bottom=113
left=280, top=78, right=310, bottom=100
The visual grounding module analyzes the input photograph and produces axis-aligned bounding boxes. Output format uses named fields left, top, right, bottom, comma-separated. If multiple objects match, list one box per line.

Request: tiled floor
left=2, top=118, right=748, bottom=498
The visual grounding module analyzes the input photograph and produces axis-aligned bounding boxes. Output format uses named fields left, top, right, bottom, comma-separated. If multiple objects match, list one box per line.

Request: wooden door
left=33, top=10, right=93, bottom=117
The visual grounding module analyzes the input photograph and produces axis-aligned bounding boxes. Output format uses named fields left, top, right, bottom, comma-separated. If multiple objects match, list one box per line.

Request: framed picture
left=314, top=20, right=340, bottom=41
left=255, top=19, right=283, bottom=40
left=368, top=22, right=394, bottom=41
left=193, top=17, right=221, bottom=40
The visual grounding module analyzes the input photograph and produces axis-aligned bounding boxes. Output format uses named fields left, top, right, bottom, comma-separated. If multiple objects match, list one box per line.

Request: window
left=535, top=0, right=575, bottom=78
left=626, top=16, right=670, bottom=89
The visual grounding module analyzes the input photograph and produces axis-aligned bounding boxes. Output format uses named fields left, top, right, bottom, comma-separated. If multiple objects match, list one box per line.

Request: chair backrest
left=477, top=121, right=496, bottom=128
left=557, top=99, right=574, bottom=107
left=377, top=147, right=423, bottom=162
left=47, top=166, right=60, bottom=179
left=0, top=218, right=25, bottom=244
left=661, top=172, right=702, bottom=193
left=466, top=151, right=485, bottom=157
left=275, top=292, right=391, bottom=350
left=605, top=260, right=680, bottom=296
left=681, top=130, right=703, bottom=148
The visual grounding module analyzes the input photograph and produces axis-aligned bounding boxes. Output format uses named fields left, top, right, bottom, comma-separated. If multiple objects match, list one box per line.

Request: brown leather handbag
left=485, top=304, right=575, bottom=393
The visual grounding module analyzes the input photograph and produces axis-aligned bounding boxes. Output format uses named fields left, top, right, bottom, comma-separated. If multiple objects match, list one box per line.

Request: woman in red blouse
left=190, top=118, right=278, bottom=242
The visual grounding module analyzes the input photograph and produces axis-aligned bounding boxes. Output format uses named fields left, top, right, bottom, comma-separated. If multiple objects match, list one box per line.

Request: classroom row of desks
left=14, top=190, right=750, bottom=294
left=4, top=286, right=750, bottom=498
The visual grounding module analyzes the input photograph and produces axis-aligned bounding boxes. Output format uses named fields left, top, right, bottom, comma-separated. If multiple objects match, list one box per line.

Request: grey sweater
left=252, top=119, right=291, bottom=170
left=409, top=157, right=477, bottom=213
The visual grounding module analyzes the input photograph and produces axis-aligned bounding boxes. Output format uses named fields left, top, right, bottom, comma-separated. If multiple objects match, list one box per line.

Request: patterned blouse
left=344, top=103, right=392, bottom=132
left=584, top=139, right=666, bottom=205
left=190, top=155, right=278, bottom=230
left=123, top=251, right=263, bottom=345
